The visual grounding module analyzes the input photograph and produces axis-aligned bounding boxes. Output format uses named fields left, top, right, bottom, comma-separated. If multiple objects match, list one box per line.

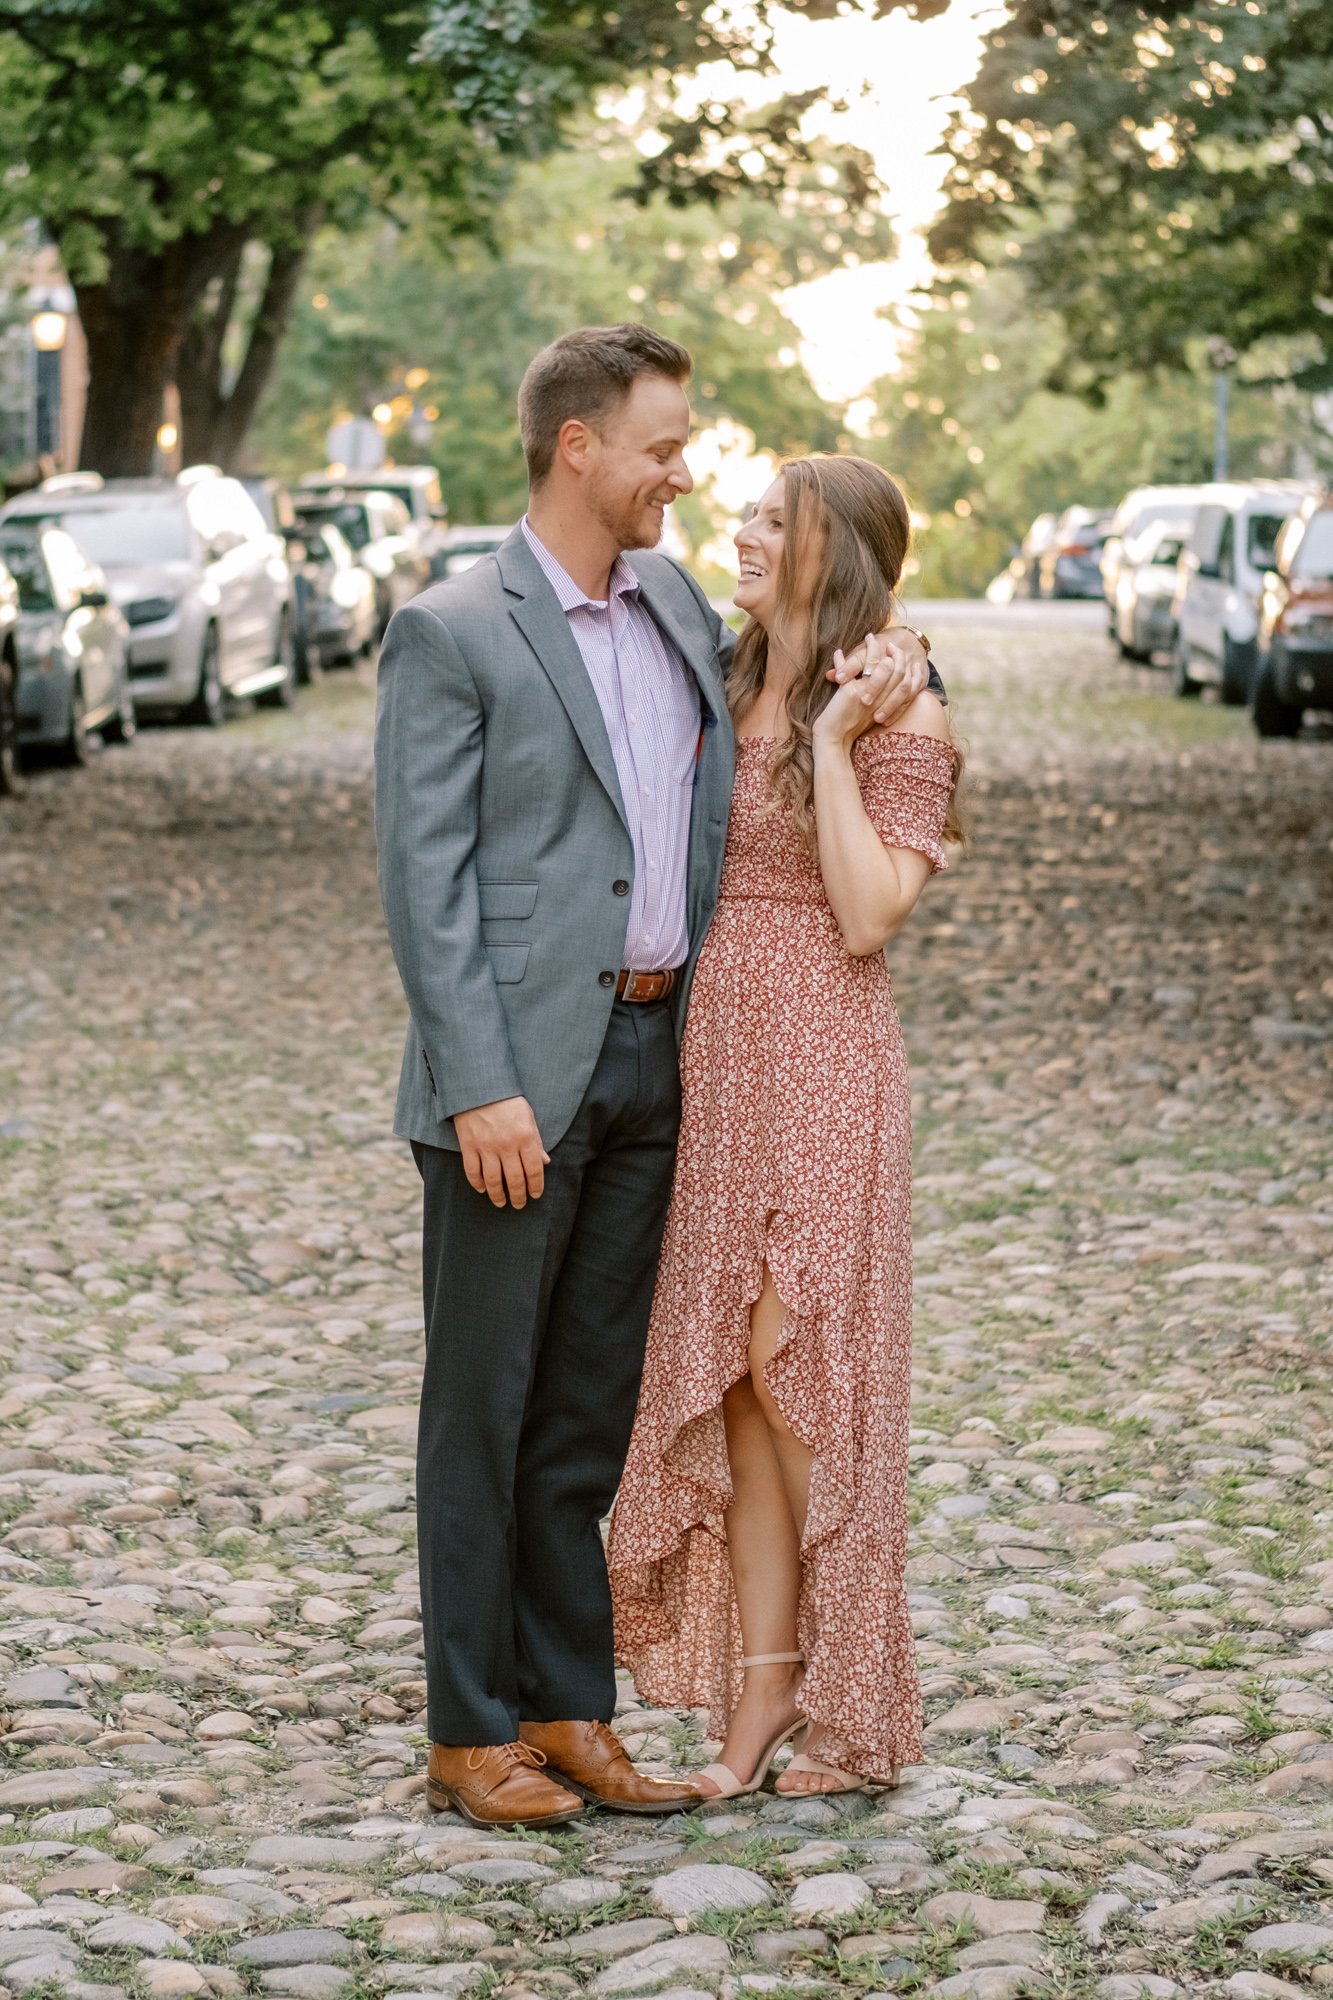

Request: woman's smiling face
left=732, top=476, right=786, bottom=626
left=733, top=474, right=821, bottom=635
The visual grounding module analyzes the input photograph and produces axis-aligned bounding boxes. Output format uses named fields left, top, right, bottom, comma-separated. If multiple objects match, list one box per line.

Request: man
left=375, top=324, right=937, bottom=1829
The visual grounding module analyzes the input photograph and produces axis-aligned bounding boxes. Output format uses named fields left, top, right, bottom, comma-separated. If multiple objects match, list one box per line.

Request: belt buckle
left=625, top=969, right=652, bottom=1003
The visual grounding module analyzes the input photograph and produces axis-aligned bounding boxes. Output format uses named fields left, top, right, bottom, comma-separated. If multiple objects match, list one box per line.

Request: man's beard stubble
left=587, top=471, right=665, bottom=554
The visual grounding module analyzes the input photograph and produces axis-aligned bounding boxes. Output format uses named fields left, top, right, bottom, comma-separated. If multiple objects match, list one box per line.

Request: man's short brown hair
left=518, top=324, right=692, bottom=485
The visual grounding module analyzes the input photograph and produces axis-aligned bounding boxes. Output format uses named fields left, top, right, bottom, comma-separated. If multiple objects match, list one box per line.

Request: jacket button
left=613, top=879, right=630, bottom=896
left=598, top=970, right=615, bottom=988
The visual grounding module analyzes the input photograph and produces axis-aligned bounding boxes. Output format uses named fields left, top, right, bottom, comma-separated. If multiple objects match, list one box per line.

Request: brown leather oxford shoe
left=519, top=1718, right=701, bottom=1814
left=426, top=1740, right=584, bottom=1828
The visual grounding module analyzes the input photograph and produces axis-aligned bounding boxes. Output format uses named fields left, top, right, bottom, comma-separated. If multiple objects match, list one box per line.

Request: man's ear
left=556, top=417, right=595, bottom=477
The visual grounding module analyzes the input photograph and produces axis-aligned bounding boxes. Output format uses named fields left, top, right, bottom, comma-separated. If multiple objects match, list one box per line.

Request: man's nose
left=670, top=459, right=693, bottom=496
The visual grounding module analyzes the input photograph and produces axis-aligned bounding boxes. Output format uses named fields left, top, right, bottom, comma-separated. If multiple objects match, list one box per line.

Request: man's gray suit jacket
left=374, top=525, right=737, bottom=1155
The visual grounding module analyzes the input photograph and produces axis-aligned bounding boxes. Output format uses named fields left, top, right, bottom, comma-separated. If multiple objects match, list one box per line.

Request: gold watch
left=901, top=624, right=932, bottom=656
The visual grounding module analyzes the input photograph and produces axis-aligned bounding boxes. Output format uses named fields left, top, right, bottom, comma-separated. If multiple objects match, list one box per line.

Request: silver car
left=0, top=522, right=135, bottom=762
left=0, top=468, right=295, bottom=725
left=1111, top=518, right=1193, bottom=662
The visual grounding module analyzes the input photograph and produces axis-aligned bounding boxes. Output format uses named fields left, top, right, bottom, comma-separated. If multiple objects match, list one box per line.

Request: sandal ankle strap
left=740, top=1651, right=804, bottom=1667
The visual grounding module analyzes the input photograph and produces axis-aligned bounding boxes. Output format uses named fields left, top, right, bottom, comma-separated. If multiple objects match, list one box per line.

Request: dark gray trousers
left=412, top=999, right=681, bottom=1747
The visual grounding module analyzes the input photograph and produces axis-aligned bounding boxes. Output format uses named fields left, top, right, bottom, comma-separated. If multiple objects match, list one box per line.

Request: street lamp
left=1207, top=336, right=1238, bottom=482
left=27, top=286, right=74, bottom=464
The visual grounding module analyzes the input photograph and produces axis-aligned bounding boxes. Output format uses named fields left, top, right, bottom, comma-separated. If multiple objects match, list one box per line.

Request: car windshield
left=297, top=503, right=371, bottom=550
left=32, top=502, right=192, bottom=566
left=1291, top=511, right=1333, bottom=582
left=0, top=539, right=54, bottom=611
left=1248, top=513, right=1288, bottom=570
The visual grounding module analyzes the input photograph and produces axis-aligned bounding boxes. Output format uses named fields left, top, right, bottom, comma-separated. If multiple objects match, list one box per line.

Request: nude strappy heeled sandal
left=778, top=1723, right=900, bottom=1796
left=692, top=1652, right=805, bottom=1801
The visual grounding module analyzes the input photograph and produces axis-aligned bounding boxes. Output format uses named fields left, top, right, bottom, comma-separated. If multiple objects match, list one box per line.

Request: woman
left=608, top=453, right=963, bottom=1796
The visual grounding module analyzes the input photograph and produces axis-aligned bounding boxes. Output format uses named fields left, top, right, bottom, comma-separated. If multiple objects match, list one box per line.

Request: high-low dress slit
left=608, top=728, right=955, bottom=1782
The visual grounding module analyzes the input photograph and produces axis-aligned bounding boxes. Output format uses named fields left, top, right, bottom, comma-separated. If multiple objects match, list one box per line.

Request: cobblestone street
left=1, top=608, right=1331, bottom=2000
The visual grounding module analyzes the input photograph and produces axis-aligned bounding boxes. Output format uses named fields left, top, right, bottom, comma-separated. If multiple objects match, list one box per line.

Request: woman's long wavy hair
left=727, top=453, right=966, bottom=853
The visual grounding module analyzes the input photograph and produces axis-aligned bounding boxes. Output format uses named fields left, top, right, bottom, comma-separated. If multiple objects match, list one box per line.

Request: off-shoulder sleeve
left=853, top=729, right=956, bottom=873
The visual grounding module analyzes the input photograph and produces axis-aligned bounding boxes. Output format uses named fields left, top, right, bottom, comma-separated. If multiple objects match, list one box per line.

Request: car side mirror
left=78, top=587, right=109, bottom=608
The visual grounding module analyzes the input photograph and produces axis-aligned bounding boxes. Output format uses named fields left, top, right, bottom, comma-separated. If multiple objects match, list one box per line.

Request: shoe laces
left=466, top=1740, right=547, bottom=1774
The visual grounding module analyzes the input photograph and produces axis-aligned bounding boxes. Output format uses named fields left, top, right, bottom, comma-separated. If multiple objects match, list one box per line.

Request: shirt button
left=613, top=879, right=630, bottom=896
left=598, top=971, right=615, bottom=989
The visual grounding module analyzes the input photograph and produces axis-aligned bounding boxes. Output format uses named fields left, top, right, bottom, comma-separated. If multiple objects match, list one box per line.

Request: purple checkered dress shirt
left=521, top=517, right=700, bottom=971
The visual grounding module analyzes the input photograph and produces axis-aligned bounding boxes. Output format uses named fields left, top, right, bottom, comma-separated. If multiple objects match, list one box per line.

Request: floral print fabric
left=609, top=728, right=956, bottom=1781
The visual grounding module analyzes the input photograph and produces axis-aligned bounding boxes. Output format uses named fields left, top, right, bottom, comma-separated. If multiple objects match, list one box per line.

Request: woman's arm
left=812, top=690, right=953, bottom=957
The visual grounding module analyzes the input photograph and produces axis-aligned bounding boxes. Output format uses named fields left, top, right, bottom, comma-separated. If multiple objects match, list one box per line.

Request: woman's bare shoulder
left=875, top=690, right=952, bottom=745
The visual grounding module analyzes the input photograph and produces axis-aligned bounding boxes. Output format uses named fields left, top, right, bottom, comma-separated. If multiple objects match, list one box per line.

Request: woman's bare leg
left=694, top=1272, right=806, bottom=1794
left=747, top=1270, right=861, bottom=1796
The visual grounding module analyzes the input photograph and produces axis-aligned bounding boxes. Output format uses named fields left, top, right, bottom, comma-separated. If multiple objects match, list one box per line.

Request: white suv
left=1173, top=481, right=1315, bottom=704
left=0, top=467, right=294, bottom=725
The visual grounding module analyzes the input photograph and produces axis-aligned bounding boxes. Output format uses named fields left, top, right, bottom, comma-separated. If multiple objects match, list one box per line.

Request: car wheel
left=0, top=648, right=24, bottom=798
left=103, top=666, right=137, bottom=746
left=185, top=625, right=226, bottom=727
left=60, top=676, right=92, bottom=766
left=1117, top=611, right=1146, bottom=662
left=1251, top=660, right=1302, bottom=739
left=1220, top=634, right=1256, bottom=707
left=1172, top=644, right=1202, bottom=699
left=258, top=610, right=298, bottom=708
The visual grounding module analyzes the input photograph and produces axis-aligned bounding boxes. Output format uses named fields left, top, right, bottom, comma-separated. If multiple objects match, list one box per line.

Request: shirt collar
left=521, top=514, right=641, bottom=611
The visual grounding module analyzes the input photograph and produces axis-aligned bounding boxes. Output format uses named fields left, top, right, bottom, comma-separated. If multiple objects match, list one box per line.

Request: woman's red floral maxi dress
left=608, top=727, right=955, bottom=1782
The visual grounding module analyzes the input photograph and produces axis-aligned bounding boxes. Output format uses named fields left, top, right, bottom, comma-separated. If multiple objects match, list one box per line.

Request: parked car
left=1173, top=481, right=1313, bottom=703
left=291, top=489, right=426, bottom=639
left=1111, top=517, right=1192, bottom=661
left=299, top=465, right=449, bottom=578
left=239, top=475, right=299, bottom=538
left=0, top=556, right=20, bottom=797
left=287, top=521, right=377, bottom=672
left=1037, top=506, right=1114, bottom=600
left=1100, top=486, right=1202, bottom=633
left=1018, top=513, right=1058, bottom=597
left=1252, top=493, right=1333, bottom=737
left=0, top=522, right=135, bottom=763
left=0, top=468, right=296, bottom=725
left=436, top=523, right=515, bottom=577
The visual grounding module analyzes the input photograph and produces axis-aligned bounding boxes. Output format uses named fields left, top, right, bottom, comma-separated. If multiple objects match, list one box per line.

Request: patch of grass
left=676, top=1904, right=791, bottom=1949
left=1237, top=1677, right=1285, bottom=1744
left=538, top=1884, right=651, bottom=1939
left=1196, top=1633, right=1244, bottom=1671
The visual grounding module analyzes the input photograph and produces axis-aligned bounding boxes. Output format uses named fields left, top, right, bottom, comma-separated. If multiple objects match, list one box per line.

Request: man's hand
left=454, top=1097, right=550, bottom=1210
left=827, top=628, right=929, bottom=727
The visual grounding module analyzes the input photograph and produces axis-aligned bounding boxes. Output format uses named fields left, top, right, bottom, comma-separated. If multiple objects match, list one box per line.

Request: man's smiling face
left=583, top=373, right=694, bottom=552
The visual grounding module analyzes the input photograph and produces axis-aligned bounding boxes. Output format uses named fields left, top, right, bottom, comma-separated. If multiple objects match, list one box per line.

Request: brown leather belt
left=616, top=967, right=677, bottom=1004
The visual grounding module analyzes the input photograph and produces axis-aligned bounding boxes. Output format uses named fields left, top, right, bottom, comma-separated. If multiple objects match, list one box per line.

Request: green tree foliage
left=0, top=0, right=935, bottom=476
left=867, top=266, right=1329, bottom=597
left=248, top=126, right=894, bottom=522
left=927, top=0, right=1333, bottom=397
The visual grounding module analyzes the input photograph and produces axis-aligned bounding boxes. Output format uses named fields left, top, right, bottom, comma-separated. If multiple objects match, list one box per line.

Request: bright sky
left=668, top=0, right=1000, bottom=535
left=687, top=0, right=1000, bottom=405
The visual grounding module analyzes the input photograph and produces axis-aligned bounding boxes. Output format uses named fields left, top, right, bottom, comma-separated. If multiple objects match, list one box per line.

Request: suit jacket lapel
left=498, top=530, right=628, bottom=831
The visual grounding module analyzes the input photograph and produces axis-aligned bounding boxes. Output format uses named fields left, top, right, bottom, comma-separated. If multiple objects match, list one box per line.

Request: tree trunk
left=71, top=224, right=248, bottom=477
left=178, top=219, right=320, bottom=471
left=176, top=245, right=245, bottom=471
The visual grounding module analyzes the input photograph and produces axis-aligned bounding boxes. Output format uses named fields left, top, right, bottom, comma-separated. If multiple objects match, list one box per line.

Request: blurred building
left=0, top=240, right=87, bottom=489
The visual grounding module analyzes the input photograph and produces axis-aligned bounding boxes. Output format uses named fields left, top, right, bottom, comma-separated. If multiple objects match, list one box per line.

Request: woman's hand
left=814, top=668, right=881, bottom=754
left=825, top=629, right=930, bottom=731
